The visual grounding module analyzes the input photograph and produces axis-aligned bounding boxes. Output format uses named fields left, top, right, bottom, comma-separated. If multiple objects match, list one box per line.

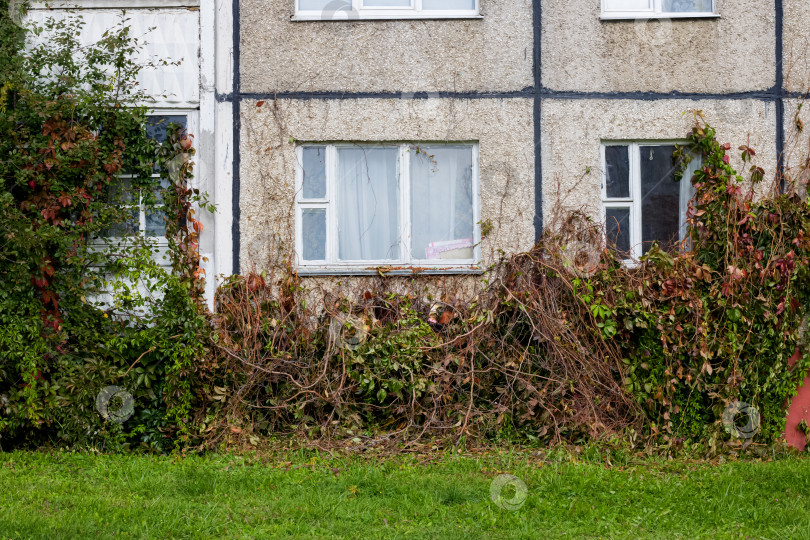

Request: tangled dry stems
left=195, top=215, right=643, bottom=451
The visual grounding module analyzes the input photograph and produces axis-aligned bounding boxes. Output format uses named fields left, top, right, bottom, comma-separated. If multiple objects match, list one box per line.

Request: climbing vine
left=0, top=5, right=210, bottom=451
left=189, top=113, right=810, bottom=453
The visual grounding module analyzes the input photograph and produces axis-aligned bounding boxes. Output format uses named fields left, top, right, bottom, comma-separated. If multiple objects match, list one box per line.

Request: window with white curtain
left=601, top=143, right=699, bottom=260
left=294, top=0, right=479, bottom=20
left=601, top=0, right=715, bottom=19
left=295, top=143, right=480, bottom=272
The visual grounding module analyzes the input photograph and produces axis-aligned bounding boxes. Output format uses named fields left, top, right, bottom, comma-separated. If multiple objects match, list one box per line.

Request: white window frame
left=293, top=0, right=481, bottom=21
left=98, top=109, right=199, bottom=262
left=601, top=141, right=696, bottom=262
left=600, top=0, right=718, bottom=20
left=295, top=142, right=481, bottom=275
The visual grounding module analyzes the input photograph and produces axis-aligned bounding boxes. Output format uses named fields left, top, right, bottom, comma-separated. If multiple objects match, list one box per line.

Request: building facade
left=29, top=1, right=810, bottom=296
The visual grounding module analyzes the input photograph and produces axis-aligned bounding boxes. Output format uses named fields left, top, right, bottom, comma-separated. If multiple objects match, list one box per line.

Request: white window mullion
left=472, top=144, right=481, bottom=263
left=294, top=146, right=303, bottom=266
left=400, top=144, right=411, bottom=264
left=294, top=205, right=303, bottom=266
left=139, top=192, right=146, bottom=237
left=326, top=145, right=338, bottom=265
left=630, top=144, right=643, bottom=261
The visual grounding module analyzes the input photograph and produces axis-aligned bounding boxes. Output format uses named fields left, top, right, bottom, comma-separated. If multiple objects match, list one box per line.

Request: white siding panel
left=26, top=9, right=200, bottom=107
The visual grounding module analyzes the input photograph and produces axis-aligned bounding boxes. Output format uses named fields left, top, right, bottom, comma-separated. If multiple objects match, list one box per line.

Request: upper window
left=103, top=114, right=190, bottom=242
left=295, top=143, right=479, bottom=273
left=294, top=0, right=480, bottom=20
left=602, top=143, right=699, bottom=260
left=601, top=0, right=716, bottom=19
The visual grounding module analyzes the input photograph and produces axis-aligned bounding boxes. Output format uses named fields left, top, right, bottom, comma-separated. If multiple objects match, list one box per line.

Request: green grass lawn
left=1, top=449, right=809, bottom=539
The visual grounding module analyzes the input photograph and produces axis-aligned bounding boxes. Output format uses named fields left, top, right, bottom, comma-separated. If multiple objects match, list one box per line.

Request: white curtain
left=410, top=146, right=474, bottom=260
left=662, top=0, right=712, bottom=12
left=679, top=155, right=701, bottom=243
left=337, top=147, right=400, bottom=261
left=604, top=0, right=651, bottom=10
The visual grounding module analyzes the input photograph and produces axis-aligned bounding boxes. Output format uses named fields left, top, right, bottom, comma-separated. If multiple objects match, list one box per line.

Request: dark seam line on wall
left=216, top=89, right=779, bottom=103
left=775, top=0, right=785, bottom=190
left=226, top=3, right=786, bottom=270
left=221, top=89, right=536, bottom=101
left=533, top=0, right=543, bottom=241
left=232, top=0, right=241, bottom=275
left=540, top=90, right=778, bottom=101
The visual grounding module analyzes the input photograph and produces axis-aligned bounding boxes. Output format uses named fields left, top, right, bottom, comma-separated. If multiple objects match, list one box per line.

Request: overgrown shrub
left=2, top=1, right=809, bottom=455
left=194, top=114, right=810, bottom=453
left=0, top=4, right=209, bottom=451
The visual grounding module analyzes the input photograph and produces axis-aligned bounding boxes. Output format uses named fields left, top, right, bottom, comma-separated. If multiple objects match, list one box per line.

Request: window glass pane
left=302, top=147, right=327, bottom=199
left=103, top=178, right=137, bottom=237
left=603, top=0, right=652, bottom=11
left=299, top=0, right=351, bottom=10
left=410, top=146, right=474, bottom=261
left=337, top=148, right=400, bottom=261
left=145, top=209, right=166, bottom=237
left=145, top=177, right=170, bottom=237
left=662, top=0, right=712, bottom=12
left=640, top=145, right=680, bottom=254
left=422, top=0, right=476, bottom=9
left=605, top=145, right=630, bottom=199
left=363, top=0, right=411, bottom=6
left=104, top=207, right=139, bottom=238
left=606, top=208, right=631, bottom=254
left=151, top=177, right=171, bottom=206
left=679, top=155, right=700, bottom=243
left=146, top=115, right=187, bottom=144
left=302, top=208, right=327, bottom=261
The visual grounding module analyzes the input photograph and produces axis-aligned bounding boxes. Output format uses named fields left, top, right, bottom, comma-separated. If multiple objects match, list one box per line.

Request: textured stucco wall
left=239, top=97, right=535, bottom=273
left=541, top=98, right=779, bottom=222
left=784, top=0, right=810, bottom=93
left=239, top=0, right=533, bottom=93
left=784, top=98, right=810, bottom=190
left=541, top=0, right=775, bottom=93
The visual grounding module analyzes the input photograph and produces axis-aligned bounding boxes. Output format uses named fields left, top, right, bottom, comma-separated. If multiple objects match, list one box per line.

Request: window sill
left=600, top=13, right=720, bottom=20
left=291, top=14, right=483, bottom=22
left=296, top=264, right=483, bottom=276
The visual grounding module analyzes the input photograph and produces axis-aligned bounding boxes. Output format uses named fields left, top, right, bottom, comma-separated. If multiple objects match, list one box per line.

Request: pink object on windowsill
left=425, top=238, right=474, bottom=260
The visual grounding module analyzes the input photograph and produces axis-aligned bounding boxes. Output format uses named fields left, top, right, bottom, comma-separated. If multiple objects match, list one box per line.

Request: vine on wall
left=0, top=5, right=210, bottom=451
left=187, top=114, right=810, bottom=453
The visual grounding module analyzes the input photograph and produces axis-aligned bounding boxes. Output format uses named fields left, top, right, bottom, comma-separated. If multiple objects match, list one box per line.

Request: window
left=296, top=143, right=480, bottom=273
left=103, top=113, right=193, bottom=246
left=294, top=0, right=480, bottom=20
left=602, top=143, right=699, bottom=260
left=601, top=0, right=716, bottom=19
